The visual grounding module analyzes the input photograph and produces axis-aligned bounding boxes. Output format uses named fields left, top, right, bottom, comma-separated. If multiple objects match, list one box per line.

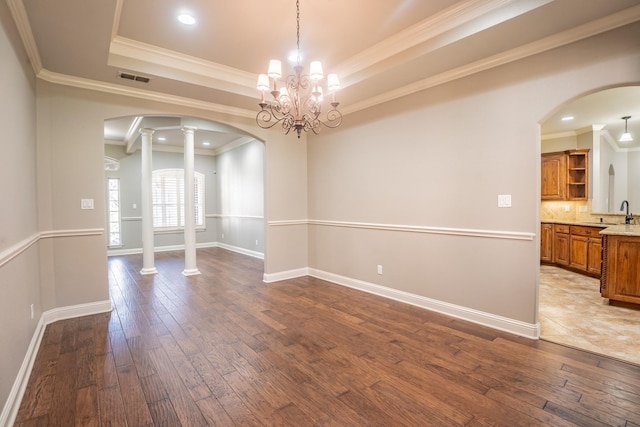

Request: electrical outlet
left=377, top=265, right=383, bottom=275
left=221, top=233, right=224, bottom=239
left=255, top=240, right=259, bottom=246
left=30, top=304, right=34, bottom=320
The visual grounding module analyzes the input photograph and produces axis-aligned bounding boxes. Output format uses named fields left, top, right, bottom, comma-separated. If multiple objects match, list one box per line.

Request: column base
left=140, top=267, right=158, bottom=275
left=182, top=268, right=201, bottom=276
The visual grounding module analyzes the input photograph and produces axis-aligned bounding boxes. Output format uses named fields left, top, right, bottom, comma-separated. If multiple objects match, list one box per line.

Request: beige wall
left=307, top=23, right=640, bottom=325
left=0, top=1, right=40, bottom=413
left=35, top=81, right=309, bottom=279
left=2, top=4, right=639, bottom=418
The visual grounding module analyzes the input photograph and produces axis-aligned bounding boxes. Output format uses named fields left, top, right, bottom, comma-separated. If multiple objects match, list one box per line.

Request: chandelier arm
left=257, top=102, right=290, bottom=130
left=318, top=105, right=343, bottom=129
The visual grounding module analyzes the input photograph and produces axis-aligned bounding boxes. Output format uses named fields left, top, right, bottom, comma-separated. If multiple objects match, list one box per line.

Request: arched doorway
left=103, top=115, right=266, bottom=272
left=539, top=86, right=640, bottom=364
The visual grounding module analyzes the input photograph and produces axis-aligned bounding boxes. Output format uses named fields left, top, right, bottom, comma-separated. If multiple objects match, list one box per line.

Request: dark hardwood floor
left=14, top=248, right=640, bottom=426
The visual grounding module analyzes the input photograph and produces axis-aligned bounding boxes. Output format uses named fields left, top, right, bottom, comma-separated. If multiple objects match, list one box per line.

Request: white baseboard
left=107, top=242, right=264, bottom=260
left=263, top=267, right=309, bottom=283
left=1, top=300, right=112, bottom=427
left=41, top=300, right=112, bottom=325
left=306, top=268, right=540, bottom=339
left=216, top=243, right=264, bottom=259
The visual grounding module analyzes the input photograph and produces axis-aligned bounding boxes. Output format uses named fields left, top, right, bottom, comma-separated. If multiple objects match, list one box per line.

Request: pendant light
left=619, top=116, right=633, bottom=142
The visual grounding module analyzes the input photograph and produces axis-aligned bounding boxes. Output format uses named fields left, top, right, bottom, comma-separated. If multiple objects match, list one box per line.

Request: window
left=107, top=178, right=122, bottom=247
left=152, top=169, right=205, bottom=230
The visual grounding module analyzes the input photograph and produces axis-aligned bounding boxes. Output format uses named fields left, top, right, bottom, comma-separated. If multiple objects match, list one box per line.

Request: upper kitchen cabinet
left=541, top=152, right=566, bottom=200
left=541, top=149, right=589, bottom=201
left=566, top=149, right=589, bottom=200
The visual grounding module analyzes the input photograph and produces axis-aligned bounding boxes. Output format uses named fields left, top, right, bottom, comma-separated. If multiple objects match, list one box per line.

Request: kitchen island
left=600, top=225, right=640, bottom=307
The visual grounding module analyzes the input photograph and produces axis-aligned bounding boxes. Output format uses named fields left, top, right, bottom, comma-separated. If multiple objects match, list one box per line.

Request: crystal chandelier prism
left=255, top=0, right=342, bottom=138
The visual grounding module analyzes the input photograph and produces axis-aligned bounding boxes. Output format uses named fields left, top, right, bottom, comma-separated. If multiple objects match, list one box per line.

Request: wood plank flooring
left=14, top=248, right=640, bottom=426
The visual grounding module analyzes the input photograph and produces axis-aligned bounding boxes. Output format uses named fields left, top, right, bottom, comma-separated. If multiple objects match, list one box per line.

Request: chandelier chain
left=296, top=0, right=300, bottom=64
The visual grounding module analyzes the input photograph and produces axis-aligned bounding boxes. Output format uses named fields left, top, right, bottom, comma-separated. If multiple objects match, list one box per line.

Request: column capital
left=139, top=128, right=155, bottom=136
left=182, top=126, right=198, bottom=134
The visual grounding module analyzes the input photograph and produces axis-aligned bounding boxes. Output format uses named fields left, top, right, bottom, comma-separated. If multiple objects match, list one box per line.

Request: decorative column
left=140, top=128, right=157, bottom=275
left=591, top=124, right=605, bottom=212
left=182, top=126, right=200, bottom=276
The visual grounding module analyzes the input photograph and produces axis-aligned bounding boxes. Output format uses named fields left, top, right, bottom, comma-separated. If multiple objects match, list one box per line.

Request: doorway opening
left=539, top=86, right=640, bottom=366
left=103, top=115, right=266, bottom=272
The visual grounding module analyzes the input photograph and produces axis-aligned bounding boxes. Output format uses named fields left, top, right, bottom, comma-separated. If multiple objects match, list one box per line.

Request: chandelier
left=256, top=0, right=342, bottom=138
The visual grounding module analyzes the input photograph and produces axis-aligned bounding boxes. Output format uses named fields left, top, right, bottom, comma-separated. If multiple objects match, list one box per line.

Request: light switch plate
left=81, top=198, right=94, bottom=210
left=497, top=194, right=512, bottom=208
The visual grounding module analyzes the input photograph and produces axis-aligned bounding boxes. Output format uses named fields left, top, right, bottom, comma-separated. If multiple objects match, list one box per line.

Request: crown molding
left=6, top=0, right=42, bottom=75
left=541, top=131, right=577, bottom=141
left=336, top=0, right=551, bottom=84
left=36, top=69, right=256, bottom=119
left=343, top=4, right=640, bottom=116
left=212, top=136, right=256, bottom=156
left=10, top=0, right=640, bottom=120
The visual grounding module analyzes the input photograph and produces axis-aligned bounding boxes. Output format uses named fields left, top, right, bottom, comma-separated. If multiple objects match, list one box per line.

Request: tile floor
left=539, top=265, right=640, bottom=366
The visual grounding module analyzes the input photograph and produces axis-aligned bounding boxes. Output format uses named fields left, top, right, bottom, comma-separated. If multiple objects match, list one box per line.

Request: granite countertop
left=599, top=224, right=640, bottom=236
left=541, top=220, right=640, bottom=236
left=541, top=220, right=612, bottom=228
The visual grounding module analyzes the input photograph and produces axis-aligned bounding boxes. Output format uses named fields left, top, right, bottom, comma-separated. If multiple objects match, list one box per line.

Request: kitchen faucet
left=620, top=200, right=633, bottom=224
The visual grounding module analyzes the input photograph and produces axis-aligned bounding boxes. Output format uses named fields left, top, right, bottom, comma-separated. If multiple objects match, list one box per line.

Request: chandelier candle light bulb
left=255, top=0, right=342, bottom=138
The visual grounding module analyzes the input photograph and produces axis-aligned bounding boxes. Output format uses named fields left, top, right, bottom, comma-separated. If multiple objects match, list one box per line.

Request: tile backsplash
left=541, top=200, right=631, bottom=224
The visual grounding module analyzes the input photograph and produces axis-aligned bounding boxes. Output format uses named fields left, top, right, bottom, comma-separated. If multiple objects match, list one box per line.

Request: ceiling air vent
left=118, top=71, right=151, bottom=83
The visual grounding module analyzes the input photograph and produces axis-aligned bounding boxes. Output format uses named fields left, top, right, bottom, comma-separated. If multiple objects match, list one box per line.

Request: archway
left=103, top=114, right=266, bottom=275
left=539, top=85, right=640, bottom=364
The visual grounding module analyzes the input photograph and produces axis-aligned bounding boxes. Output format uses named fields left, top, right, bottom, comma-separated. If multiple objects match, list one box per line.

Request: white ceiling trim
left=36, top=69, right=256, bottom=119
left=110, top=0, right=123, bottom=41
left=343, top=4, right=640, bottom=115
left=602, top=129, right=640, bottom=153
left=125, top=116, right=143, bottom=154
left=108, top=36, right=257, bottom=97
left=212, top=136, right=258, bottom=156
left=6, top=0, right=42, bottom=75
left=336, top=0, right=551, bottom=81
left=9, top=0, right=640, bottom=124
left=540, top=131, right=577, bottom=141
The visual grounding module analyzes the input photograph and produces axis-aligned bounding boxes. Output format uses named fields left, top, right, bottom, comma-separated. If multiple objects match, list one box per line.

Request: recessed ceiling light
left=157, top=137, right=166, bottom=142
left=202, top=141, right=210, bottom=146
left=561, top=116, right=574, bottom=121
left=177, top=14, right=196, bottom=25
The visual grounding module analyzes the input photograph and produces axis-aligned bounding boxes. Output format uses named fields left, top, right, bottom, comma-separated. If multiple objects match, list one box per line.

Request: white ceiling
left=8, top=0, right=640, bottom=151
left=541, top=86, right=640, bottom=149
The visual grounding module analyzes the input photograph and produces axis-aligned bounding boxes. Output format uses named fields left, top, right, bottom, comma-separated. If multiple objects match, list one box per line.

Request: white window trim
left=107, top=177, right=123, bottom=248
left=152, top=169, right=206, bottom=231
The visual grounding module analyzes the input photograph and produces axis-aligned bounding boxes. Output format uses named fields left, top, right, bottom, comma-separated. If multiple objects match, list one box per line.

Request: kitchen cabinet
left=569, top=234, right=588, bottom=271
left=569, top=225, right=602, bottom=275
left=601, top=234, right=640, bottom=306
left=541, top=149, right=589, bottom=201
left=553, top=224, right=570, bottom=266
left=587, top=237, right=603, bottom=275
left=541, top=152, right=565, bottom=200
left=542, top=222, right=602, bottom=277
left=540, top=223, right=553, bottom=262
left=566, top=150, right=588, bottom=200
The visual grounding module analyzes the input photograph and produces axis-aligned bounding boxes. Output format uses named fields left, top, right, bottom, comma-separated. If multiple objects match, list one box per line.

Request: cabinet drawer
left=571, top=225, right=601, bottom=237
left=554, top=224, right=570, bottom=234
